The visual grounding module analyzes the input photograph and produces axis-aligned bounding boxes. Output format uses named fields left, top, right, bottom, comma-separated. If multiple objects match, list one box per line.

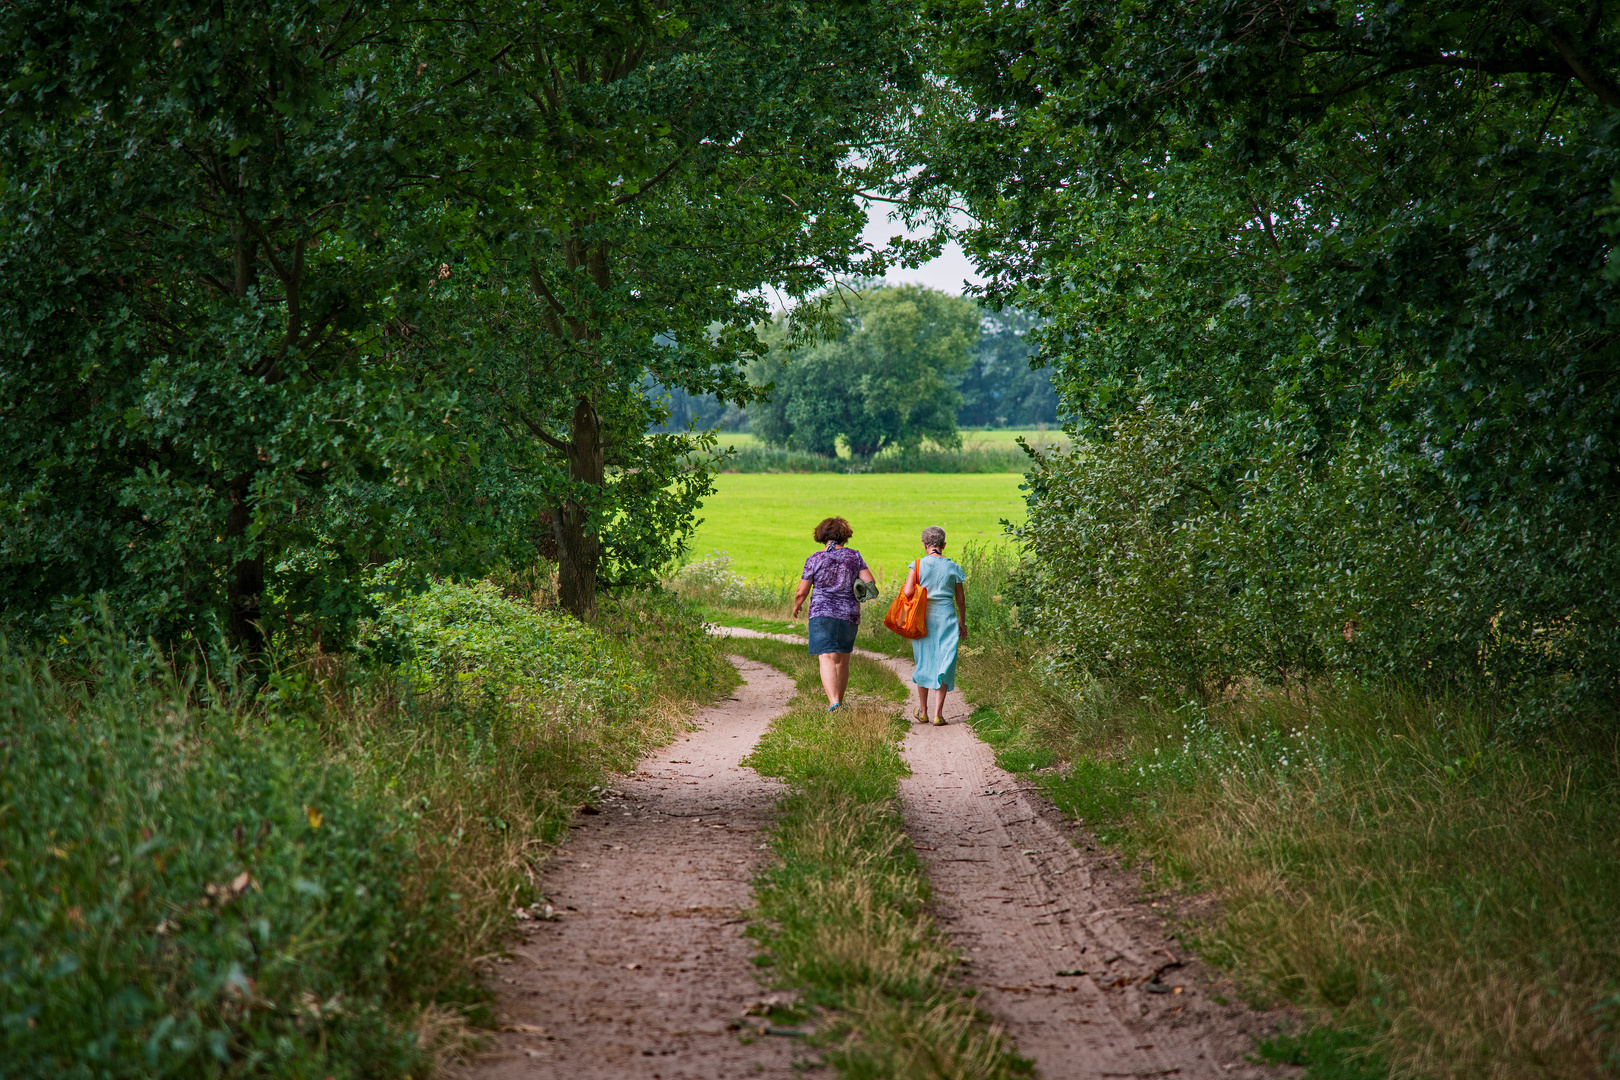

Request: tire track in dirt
left=463, top=656, right=800, bottom=1080
left=710, top=627, right=1292, bottom=1080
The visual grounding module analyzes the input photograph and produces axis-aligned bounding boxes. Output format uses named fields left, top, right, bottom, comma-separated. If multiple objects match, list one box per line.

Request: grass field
left=685, top=473, right=1028, bottom=583
left=712, top=427, right=1068, bottom=457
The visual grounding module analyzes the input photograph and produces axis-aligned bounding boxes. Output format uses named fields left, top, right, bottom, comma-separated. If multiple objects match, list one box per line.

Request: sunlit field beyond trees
left=684, top=473, right=1026, bottom=582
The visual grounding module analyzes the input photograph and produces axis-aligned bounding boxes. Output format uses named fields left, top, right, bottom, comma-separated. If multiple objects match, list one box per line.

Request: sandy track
left=463, top=656, right=800, bottom=1080
left=709, top=627, right=1289, bottom=1080
left=892, top=675, right=1287, bottom=1080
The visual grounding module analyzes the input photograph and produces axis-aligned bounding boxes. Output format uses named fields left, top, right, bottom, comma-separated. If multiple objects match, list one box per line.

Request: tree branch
left=518, top=411, right=570, bottom=454
left=444, top=39, right=519, bottom=91
left=611, top=154, right=687, bottom=206
left=1516, top=0, right=1620, bottom=106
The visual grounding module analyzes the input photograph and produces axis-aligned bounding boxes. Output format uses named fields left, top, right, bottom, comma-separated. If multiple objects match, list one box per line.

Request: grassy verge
left=957, top=638, right=1620, bottom=1080
left=2, top=589, right=735, bottom=1079
left=721, top=636, right=1030, bottom=1079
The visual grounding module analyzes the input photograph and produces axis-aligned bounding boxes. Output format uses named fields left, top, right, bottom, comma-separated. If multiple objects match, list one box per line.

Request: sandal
left=930, top=715, right=946, bottom=726
left=912, top=707, right=927, bottom=723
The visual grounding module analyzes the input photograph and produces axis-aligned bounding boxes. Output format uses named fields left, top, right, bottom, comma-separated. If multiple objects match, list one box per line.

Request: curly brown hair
left=813, top=516, right=854, bottom=544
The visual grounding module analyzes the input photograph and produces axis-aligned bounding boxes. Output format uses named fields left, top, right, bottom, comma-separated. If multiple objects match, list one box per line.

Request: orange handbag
left=883, top=561, right=929, bottom=639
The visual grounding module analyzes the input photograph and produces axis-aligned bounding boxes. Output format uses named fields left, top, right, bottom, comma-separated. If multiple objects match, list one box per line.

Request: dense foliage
left=0, top=0, right=468, bottom=650
left=917, top=0, right=1620, bottom=724
left=1012, top=405, right=1460, bottom=699
left=955, top=307, right=1057, bottom=429
left=0, top=0, right=920, bottom=643
left=0, top=643, right=452, bottom=1079
left=413, top=0, right=919, bottom=619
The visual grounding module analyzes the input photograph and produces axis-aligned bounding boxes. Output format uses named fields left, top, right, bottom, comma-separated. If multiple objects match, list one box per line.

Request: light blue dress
left=909, top=555, right=964, bottom=690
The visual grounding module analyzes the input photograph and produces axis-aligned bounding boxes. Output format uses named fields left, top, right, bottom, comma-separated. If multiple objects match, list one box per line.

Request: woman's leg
left=932, top=686, right=949, bottom=721
left=833, top=653, right=852, bottom=703
left=915, top=683, right=930, bottom=719
left=818, top=652, right=845, bottom=706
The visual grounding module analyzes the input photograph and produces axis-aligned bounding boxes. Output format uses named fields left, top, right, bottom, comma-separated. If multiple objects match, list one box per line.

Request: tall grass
left=952, top=544, right=1620, bottom=1080
left=1, top=589, right=735, bottom=1079
left=726, top=637, right=1030, bottom=1079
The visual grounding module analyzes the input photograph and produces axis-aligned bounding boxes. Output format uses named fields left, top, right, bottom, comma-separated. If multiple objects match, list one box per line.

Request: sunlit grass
left=686, top=472, right=1026, bottom=582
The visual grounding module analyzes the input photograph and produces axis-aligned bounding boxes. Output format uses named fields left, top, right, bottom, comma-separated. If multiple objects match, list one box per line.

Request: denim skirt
left=807, top=615, right=858, bottom=655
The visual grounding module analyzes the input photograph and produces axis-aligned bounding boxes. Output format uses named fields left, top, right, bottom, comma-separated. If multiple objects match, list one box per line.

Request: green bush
left=0, top=641, right=457, bottom=1079
left=1011, top=403, right=1234, bottom=699
left=1014, top=401, right=1619, bottom=727
left=380, top=577, right=651, bottom=720
left=592, top=589, right=740, bottom=705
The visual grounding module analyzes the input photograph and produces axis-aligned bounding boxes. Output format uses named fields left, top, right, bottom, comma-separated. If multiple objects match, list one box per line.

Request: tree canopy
left=912, top=0, right=1620, bottom=719
left=0, top=0, right=917, bottom=639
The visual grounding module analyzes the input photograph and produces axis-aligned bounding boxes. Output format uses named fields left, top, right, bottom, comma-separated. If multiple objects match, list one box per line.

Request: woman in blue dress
left=902, top=525, right=967, bottom=725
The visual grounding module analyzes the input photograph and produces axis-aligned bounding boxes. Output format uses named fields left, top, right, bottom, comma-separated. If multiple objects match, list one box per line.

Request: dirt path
left=709, top=627, right=1289, bottom=1080
left=464, top=656, right=800, bottom=1080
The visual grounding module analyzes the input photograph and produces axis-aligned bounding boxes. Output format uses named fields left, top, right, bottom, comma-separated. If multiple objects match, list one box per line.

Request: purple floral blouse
left=802, top=546, right=869, bottom=623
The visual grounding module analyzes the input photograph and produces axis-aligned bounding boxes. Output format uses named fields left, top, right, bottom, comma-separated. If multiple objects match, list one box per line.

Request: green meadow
left=685, top=472, right=1027, bottom=583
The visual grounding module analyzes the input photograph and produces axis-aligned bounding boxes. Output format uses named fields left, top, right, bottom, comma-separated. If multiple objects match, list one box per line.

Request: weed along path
left=467, top=656, right=800, bottom=1080
left=710, top=626, right=1288, bottom=1080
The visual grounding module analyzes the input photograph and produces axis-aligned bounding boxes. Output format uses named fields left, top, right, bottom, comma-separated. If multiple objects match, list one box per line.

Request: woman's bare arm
left=859, top=568, right=875, bottom=583
left=902, top=561, right=920, bottom=598
left=791, top=579, right=812, bottom=618
left=954, top=581, right=967, bottom=640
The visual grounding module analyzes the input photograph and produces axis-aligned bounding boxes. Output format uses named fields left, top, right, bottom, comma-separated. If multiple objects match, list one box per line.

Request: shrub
left=0, top=641, right=456, bottom=1079
left=380, top=577, right=651, bottom=722
left=1011, top=403, right=1235, bottom=699
left=1014, top=400, right=1619, bottom=726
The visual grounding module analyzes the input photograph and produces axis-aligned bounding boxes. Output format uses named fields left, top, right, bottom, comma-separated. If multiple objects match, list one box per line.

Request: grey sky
left=861, top=200, right=984, bottom=296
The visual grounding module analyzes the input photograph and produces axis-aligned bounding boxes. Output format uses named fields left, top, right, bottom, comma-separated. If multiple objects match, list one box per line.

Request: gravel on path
left=462, top=656, right=801, bottom=1080
left=709, top=625, right=1293, bottom=1080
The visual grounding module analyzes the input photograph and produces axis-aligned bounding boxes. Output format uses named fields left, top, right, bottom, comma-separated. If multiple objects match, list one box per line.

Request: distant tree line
left=649, top=286, right=1058, bottom=454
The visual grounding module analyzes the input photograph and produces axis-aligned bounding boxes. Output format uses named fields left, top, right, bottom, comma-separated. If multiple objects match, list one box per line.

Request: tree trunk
left=225, top=473, right=266, bottom=654
left=554, top=397, right=604, bottom=621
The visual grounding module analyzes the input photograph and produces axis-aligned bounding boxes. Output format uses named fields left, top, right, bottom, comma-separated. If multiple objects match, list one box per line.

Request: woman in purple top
left=791, top=516, right=876, bottom=710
